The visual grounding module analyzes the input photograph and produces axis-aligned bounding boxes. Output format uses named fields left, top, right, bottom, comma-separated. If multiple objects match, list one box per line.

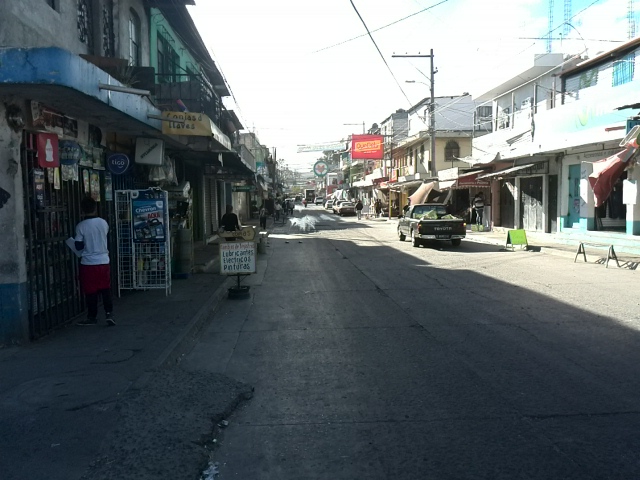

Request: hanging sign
left=219, top=241, right=256, bottom=275
left=351, top=134, right=384, bottom=160
left=232, top=185, right=256, bottom=192
left=37, top=133, right=60, bottom=168
left=107, top=153, right=131, bottom=175
left=135, top=138, right=165, bottom=165
left=313, top=160, right=328, bottom=177
left=59, top=140, right=84, bottom=165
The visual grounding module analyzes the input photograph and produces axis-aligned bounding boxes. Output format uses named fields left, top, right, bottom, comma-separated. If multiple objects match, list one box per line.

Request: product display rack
left=115, top=189, right=171, bottom=297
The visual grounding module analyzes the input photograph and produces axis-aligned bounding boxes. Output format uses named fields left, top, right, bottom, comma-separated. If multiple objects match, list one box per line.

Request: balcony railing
left=155, top=73, right=222, bottom=125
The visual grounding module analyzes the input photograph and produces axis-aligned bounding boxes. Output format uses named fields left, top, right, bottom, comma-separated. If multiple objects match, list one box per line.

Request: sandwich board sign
left=220, top=241, right=256, bottom=275
left=506, top=229, right=528, bottom=250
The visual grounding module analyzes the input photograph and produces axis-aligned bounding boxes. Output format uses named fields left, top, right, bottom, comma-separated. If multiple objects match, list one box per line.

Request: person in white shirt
left=75, top=197, right=115, bottom=326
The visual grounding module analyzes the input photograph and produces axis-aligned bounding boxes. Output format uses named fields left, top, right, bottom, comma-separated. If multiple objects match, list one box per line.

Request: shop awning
left=353, top=179, right=374, bottom=187
left=589, top=146, right=636, bottom=207
left=0, top=47, right=164, bottom=136
left=408, top=182, right=437, bottom=205
left=478, top=163, right=536, bottom=179
left=437, top=180, right=456, bottom=190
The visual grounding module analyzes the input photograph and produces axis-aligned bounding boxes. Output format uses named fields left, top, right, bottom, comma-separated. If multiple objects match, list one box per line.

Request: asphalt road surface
left=184, top=204, right=640, bottom=479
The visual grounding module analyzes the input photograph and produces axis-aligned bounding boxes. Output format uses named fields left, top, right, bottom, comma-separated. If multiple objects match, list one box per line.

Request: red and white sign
left=37, top=133, right=59, bottom=168
left=351, top=134, right=384, bottom=160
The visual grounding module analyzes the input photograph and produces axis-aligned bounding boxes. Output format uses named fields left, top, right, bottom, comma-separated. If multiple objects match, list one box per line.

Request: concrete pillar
left=579, top=162, right=596, bottom=230
left=0, top=102, right=28, bottom=345
left=626, top=167, right=640, bottom=235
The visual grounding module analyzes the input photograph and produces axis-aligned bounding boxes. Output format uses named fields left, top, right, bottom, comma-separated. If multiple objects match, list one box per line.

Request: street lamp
left=393, top=49, right=436, bottom=176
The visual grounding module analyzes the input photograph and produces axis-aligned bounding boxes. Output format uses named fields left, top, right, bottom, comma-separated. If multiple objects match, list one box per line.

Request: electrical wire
left=348, top=0, right=413, bottom=107
left=314, top=0, right=450, bottom=53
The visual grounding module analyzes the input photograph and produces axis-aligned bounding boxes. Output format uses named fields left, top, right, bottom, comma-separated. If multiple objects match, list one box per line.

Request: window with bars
left=129, top=9, right=141, bottom=66
left=77, top=0, right=93, bottom=50
left=157, top=34, right=180, bottom=82
left=613, top=53, right=635, bottom=87
left=444, top=140, right=460, bottom=162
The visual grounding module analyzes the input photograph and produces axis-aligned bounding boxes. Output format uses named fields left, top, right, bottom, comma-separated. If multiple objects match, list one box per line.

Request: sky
left=187, top=0, right=636, bottom=172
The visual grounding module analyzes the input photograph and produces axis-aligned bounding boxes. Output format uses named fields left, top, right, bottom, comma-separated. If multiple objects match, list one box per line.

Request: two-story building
left=471, top=53, right=581, bottom=232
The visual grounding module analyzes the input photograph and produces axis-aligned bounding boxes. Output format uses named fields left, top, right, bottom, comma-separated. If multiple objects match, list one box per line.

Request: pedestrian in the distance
left=375, top=199, right=382, bottom=218
left=473, top=192, right=485, bottom=227
left=259, top=204, right=268, bottom=230
left=274, top=201, right=282, bottom=221
left=75, top=196, right=115, bottom=326
left=355, top=199, right=363, bottom=220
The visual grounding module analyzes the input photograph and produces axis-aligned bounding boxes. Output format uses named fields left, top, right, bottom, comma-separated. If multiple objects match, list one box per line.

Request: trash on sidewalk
left=200, top=461, right=219, bottom=480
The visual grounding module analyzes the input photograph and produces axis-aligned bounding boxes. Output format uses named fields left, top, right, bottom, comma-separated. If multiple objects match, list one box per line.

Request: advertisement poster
left=351, top=134, right=384, bottom=160
left=33, top=169, right=45, bottom=208
left=132, top=196, right=166, bottom=243
left=90, top=171, right=100, bottom=201
left=37, top=133, right=60, bottom=168
left=82, top=169, right=90, bottom=194
left=104, top=173, right=113, bottom=201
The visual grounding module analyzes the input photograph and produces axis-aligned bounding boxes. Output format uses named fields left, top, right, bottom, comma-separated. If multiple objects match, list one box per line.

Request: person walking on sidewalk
left=473, top=192, right=485, bottom=227
left=75, top=196, right=115, bottom=326
left=274, top=201, right=282, bottom=221
left=259, top=204, right=268, bottom=230
left=355, top=199, right=363, bottom=220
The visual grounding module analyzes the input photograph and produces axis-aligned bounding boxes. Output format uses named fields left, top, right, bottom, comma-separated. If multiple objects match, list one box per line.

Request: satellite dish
left=619, top=125, right=640, bottom=147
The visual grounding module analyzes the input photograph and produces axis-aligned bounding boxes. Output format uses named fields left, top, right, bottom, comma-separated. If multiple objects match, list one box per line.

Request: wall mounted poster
left=104, top=172, right=113, bottom=201
left=132, top=193, right=166, bottom=243
left=90, top=171, right=100, bottom=201
left=33, top=169, right=45, bottom=208
left=82, top=169, right=90, bottom=194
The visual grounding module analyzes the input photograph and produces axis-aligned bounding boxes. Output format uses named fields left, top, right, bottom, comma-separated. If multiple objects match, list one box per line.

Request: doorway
left=520, top=176, right=543, bottom=231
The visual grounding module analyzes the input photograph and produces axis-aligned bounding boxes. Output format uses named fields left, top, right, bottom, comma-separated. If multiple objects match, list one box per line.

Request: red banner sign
left=351, top=134, right=384, bottom=160
left=37, top=133, right=60, bottom=168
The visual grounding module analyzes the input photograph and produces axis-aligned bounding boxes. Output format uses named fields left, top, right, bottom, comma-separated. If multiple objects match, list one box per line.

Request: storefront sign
left=107, top=153, right=131, bottom=175
left=457, top=173, right=490, bottom=188
left=516, top=162, right=548, bottom=176
left=135, top=138, right=164, bottom=165
left=59, top=140, right=83, bottom=165
left=232, top=185, right=256, bottom=192
left=351, top=134, right=384, bottom=160
left=161, top=112, right=232, bottom=150
left=31, top=101, right=78, bottom=138
left=219, top=241, right=256, bottom=275
left=37, top=133, right=59, bottom=168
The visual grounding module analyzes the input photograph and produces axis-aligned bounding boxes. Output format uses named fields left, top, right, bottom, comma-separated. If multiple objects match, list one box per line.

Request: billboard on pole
left=351, top=134, right=383, bottom=159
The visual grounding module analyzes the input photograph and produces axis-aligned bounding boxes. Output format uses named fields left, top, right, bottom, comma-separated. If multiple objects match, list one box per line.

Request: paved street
left=185, top=204, right=640, bottom=479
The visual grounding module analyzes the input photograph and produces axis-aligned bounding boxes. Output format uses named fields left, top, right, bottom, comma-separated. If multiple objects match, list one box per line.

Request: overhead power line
left=314, top=0, right=450, bottom=53
left=348, top=0, right=413, bottom=107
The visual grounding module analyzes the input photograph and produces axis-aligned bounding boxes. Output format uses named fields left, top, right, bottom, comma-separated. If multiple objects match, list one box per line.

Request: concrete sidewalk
left=465, top=227, right=640, bottom=267
left=0, top=263, right=250, bottom=479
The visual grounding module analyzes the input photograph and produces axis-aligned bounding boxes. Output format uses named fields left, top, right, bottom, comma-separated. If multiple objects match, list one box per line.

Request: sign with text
left=351, top=134, right=384, bottom=159
left=220, top=241, right=256, bottom=275
left=506, top=229, right=528, bottom=250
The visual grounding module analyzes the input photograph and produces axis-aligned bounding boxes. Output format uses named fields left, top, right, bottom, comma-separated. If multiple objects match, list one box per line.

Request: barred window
left=613, top=53, right=635, bottom=87
left=129, top=9, right=141, bottom=66
left=444, top=140, right=460, bottom=162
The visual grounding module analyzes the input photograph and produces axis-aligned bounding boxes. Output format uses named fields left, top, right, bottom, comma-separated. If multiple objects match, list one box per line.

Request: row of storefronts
left=0, top=47, right=266, bottom=344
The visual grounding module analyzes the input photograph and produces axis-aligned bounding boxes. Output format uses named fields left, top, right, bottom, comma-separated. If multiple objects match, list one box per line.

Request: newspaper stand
left=115, top=189, right=171, bottom=297
left=219, top=227, right=257, bottom=299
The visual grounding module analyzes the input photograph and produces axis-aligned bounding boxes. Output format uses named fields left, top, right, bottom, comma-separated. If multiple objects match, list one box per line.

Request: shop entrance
left=21, top=132, right=117, bottom=340
left=499, top=180, right=515, bottom=228
left=567, top=164, right=581, bottom=228
left=520, top=176, right=543, bottom=231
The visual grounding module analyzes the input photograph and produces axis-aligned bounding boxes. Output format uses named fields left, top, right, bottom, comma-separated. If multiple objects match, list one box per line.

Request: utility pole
left=392, top=49, right=436, bottom=176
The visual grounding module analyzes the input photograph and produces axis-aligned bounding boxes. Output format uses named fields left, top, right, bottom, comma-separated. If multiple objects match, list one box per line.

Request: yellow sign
left=162, top=111, right=214, bottom=137
left=219, top=226, right=256, bottom=241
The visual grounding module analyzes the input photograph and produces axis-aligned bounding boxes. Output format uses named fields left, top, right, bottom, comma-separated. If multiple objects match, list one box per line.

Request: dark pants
left=86, top=288, right=113, bottom=319
left=475, top=208, right=484, bottom=225
left=275, top=211, right=280, bottom=221
left=260, top=215, right=267, bottom=229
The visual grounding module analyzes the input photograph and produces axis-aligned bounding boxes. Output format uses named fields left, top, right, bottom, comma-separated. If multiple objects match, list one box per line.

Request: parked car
left=336, top=201, right=356, bottom=216
left=397, top=203, right=466, bottom=247
left=315, top=197, right=324, bottom=205
left=332, top=200, right=347, bottom=214
left=324, top=199, right=334, bottom=209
